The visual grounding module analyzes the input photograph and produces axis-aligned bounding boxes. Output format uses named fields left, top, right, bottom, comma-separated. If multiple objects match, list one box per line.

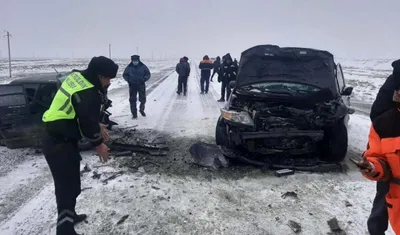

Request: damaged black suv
left=215, top=45, right=354, bottom=163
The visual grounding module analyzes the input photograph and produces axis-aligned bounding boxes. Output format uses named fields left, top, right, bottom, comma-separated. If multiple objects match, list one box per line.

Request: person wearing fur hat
left=366, top=59, right=400, bottom=235
left=42, top=56, right=119, bottom=235
left=123, top=55, right=151, bottom=118
left=199, top=55, right=214, bottom=94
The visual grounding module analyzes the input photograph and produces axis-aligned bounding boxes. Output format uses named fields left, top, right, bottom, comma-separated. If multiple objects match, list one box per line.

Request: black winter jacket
left=45, top=70, right=105, bottom=147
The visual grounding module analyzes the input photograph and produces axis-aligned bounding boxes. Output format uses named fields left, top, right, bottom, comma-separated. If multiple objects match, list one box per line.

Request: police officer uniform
left=42, top=56, right=118, bottom=235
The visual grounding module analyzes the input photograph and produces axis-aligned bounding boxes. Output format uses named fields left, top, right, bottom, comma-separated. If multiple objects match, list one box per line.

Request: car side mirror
left=229, top=81, right=236, bottom=89
left=342, top=86, right=353, bottom=96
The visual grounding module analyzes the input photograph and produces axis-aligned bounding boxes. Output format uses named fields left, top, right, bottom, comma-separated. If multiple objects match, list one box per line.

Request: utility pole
left=4, top=30, right=12, bottom=77
left=108, top=44, right=112, bottom=59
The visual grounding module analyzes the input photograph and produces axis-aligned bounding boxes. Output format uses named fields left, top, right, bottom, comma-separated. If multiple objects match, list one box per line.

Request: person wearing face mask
left=42, top=56, right=118, bottom=235
left=123, top=55, right=151, bottom=119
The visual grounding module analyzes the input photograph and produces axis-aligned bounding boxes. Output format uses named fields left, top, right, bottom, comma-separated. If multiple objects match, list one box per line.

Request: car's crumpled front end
left=220, top=92, right=350, bottom=156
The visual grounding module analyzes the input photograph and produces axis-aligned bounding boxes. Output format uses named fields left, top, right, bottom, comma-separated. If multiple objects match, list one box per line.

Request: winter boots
left=73, top=213, right=87, bottom=225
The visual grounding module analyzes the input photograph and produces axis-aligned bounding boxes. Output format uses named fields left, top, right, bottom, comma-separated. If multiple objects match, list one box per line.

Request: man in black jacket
left=176, top=57, right=190, bottom=95
left=367, top=59, right=400, bottom=235
left=42, top=56, right=118, bottom=235
left=218, top=53, right=238, bottom=102
left=210, top=56, right=221, bottom=82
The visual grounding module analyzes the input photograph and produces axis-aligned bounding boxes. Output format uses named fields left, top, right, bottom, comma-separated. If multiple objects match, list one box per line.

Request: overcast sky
left=1, top=0, right=399, bottom=60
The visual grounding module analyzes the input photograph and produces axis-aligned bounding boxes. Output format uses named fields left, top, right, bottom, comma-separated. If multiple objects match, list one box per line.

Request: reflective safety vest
left=42, top=72, right=94, bottom=122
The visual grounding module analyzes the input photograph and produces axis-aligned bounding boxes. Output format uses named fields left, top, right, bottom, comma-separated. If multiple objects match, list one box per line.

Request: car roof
left=10, top=73, right=60, bottom=84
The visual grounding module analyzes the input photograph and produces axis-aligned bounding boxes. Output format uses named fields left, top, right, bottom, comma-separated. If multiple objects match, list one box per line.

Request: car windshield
left=239, top=82, right=321, bottom=96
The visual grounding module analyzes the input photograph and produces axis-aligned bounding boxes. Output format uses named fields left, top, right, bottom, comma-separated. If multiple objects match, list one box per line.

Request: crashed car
left=0, top=72, right=117, bottom=150
left=215, top=45, right=354, bottom=163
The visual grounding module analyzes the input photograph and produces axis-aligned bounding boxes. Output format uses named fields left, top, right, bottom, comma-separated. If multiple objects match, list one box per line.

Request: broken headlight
left=220, top=108, right=255, bottom=126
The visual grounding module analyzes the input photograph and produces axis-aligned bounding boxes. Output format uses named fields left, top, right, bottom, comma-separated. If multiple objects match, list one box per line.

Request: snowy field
left=0, top=58, right=397, bottom=234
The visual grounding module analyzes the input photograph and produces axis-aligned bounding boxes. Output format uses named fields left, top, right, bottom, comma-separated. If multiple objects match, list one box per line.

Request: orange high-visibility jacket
left=363, top=123, right=400, bottom=234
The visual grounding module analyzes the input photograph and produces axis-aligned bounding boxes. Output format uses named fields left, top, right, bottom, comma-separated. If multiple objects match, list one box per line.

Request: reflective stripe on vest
left=42, top=72, right=94, bottom=122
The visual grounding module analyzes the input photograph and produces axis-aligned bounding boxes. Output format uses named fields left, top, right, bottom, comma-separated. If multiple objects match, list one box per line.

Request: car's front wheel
left=318, top=119, right=348, bottom=162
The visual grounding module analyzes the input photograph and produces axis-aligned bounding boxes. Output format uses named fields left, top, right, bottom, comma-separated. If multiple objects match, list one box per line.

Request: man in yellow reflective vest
left=42, top=56, right=118, bottom=235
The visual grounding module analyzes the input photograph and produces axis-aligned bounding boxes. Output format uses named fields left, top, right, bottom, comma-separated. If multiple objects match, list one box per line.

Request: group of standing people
left=176, top=53, right=239, bottom=101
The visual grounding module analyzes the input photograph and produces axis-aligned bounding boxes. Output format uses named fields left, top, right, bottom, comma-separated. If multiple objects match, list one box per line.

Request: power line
left=3, top=30, right=12, bottom=77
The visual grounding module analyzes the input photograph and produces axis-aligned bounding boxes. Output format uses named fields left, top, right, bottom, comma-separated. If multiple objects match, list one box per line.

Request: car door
left=336, top=63, right=351, bottom=107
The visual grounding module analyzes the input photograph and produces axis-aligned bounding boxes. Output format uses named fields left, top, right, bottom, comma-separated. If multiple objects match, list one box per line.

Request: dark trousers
left=368, top=181, right=389, bottom=235
left=177, top=76, right=188, bottom=94
left=220, top=80, right=231, bottom=100
left=129, top=84, right=146, bottom=115
left=200, top=75, right=210, bottom=93
left=43, top=136, right=81, bottom=235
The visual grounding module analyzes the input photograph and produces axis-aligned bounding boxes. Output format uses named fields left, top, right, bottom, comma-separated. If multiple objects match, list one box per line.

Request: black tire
left=319, top=119, right=348, bottom=162
left=215, top=116, right=229, bottom=147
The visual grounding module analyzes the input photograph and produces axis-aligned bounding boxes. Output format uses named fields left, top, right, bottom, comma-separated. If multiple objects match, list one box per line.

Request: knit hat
left=131, top=55, right=140, bottom=61
left=203, top=55, right=209, bottom=60
left=88, top=56, right=119, bottom=78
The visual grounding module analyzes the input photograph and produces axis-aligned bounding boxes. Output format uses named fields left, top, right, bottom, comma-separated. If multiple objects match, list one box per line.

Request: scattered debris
left=81, top=164, right=91, bottom=174
left=34, top=149, right=41, bottom=154
left=275, top=169, right=295, bottom=177
left=151, top=186, right=160, bottom=190
left=92, top=171, right=101, bottom=179
left=327, top=217, right=346, bottom=234
left=81, top=187, right=92, bottom=192
left=101, top=171, right=124, bottom=184
left=92, top=164, right=111, bottom=169
left=138, top=167, right=146, bottom=173
left=281, top=191, right=298, bottom=199
left=344, top=200, right=352, bottom=207
left=110, top=129, right=169, bottom=156
left=113, top=151, right=133, bottom=157
left=116, top=215, right=129, bottom=225
left=287, top=220, right=302, bottom=233
left=189, top=142, right=229, bottom=169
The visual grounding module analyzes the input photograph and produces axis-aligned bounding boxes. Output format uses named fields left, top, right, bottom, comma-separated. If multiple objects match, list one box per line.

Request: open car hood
left=235, top=45, right=337, bottom=92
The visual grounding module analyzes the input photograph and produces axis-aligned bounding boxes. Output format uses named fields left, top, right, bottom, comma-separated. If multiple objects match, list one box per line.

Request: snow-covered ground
left=0, top=59, right=396, bottom=234
left=337, top=58, right=394, bottom=103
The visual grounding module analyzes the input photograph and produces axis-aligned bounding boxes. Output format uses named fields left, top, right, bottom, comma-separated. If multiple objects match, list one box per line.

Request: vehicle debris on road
left=327, top=217, right=347, bottom=235
left=116, top=215, right=129, bottom=225
left=288, top=220, right=302, bottom=233
left=281, top=191, right=298, bottom=199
